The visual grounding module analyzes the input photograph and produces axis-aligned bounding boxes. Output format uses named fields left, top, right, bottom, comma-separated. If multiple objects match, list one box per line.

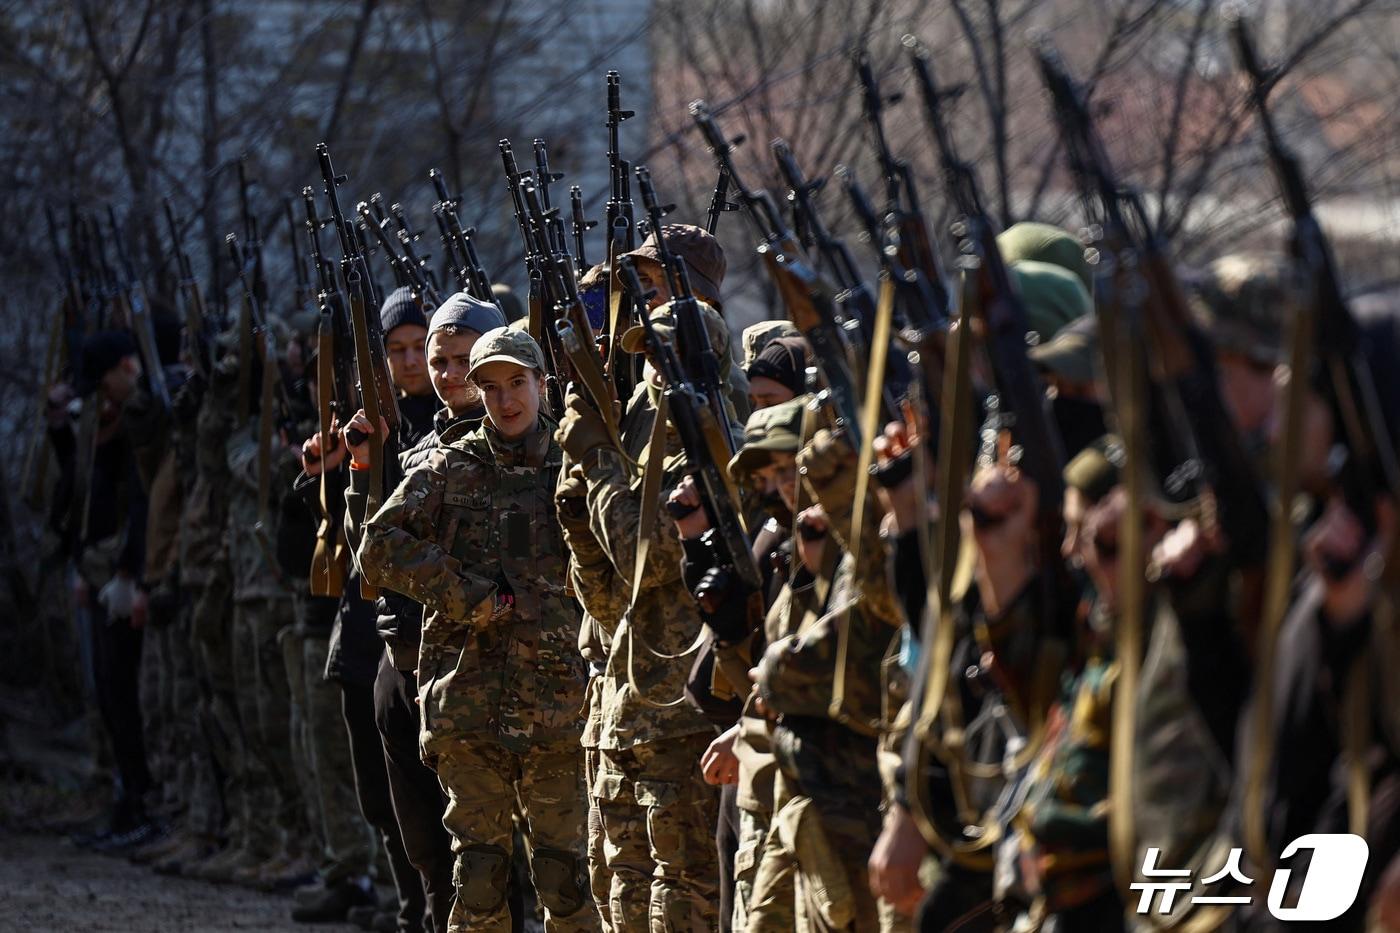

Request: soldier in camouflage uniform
left=221, top=329, right=313, bottom=884
left=360, top=327, right=597, bottom=933
left=555, top=301, right=734, bottom=932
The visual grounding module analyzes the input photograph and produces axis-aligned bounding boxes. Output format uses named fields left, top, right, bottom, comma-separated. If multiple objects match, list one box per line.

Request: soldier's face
left=1217, top=350, right=1277, bottom=437
left=636, top=259, right=671, bottom=310
left=101, top=355, right=142, bottom=404
left=385, top=323, right=431, bottom=397
left=427, top=329, right=482, bottom=416
left=475, top=360, right=544, bottom=441
left=748, top=376, right=796, bottom=411
left=752, top=453, right=798, bottom=512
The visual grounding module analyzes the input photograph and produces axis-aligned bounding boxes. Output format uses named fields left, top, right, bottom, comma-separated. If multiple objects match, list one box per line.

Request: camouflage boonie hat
left=729, top=395, right=810, bottom=477
left=467, top=326, right=546, bottom=378
left=619, top=299, right=732, bottom=378
left=998, top=222, right=1093, bottom=292
left=1187, top=253, right=1293, bottom=366
left=741, top=320, right=800, bottom=369
left=620, top=224, right=726, bottom=306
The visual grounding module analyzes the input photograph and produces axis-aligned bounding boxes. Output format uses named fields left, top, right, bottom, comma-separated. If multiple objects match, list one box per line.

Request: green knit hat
left=1012, top=260, right=1092, bottom=344
left=997, top=222, right=1092, bottom=292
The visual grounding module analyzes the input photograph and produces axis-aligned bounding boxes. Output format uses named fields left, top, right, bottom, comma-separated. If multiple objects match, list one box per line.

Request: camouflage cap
left=619, top=299, right=732, bottom=378
left=1187, top=253, right=1292, bottom=366
left=1029, top=313, right=1099, bottom=385
left=466, top=325, right=545, bottom=378
left=1012, top=260, right=1092, bottom=343
left=1063, top=434, right=1124, bottom=505
left=998, top=222, right=1092, bottom=292
left=729, top=395, right=810, bottom=477
left=621, top=223, right=726, bottom=306
left=741, top=320, right=800, bottom=370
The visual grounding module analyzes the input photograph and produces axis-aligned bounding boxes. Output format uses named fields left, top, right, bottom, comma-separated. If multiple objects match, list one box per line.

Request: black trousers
left=342, top=679, right=426, bottom=933
left=374, top=655, right=457, bottom=933
left=92, top=604, right=151, bottom=826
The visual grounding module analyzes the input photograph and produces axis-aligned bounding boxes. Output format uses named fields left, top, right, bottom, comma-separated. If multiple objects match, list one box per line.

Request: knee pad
left=455, top=844, right=510, bottom=913
left=531, top=846, right=588, bottom=917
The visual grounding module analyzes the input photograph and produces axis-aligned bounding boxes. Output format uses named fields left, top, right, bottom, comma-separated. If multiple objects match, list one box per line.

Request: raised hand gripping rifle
left=617, top=255, right=760, bottom=592
left=690, top=100, right=865, bottom=448
left=901, top=35, right=1079, bottom=862
left=317, top=142, right=403, bottom=590
left=302, top=186, right=354, bottom=598
left=1231, top=14, right=1400, bottom=867
left=1037, top=39, right=1272, bottom=902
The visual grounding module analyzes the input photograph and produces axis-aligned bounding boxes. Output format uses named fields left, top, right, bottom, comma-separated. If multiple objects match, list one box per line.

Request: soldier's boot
left=290, top=878, right=376, bottom=923
left=184, top=841, right=246, bottom=882
left=128, top=824, right=192, bottom=865
left=152, top=833, right=221, bottom=877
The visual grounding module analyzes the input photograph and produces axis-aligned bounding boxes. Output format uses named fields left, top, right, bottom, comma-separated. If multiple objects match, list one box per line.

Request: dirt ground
left=0, top=830, right=357, bottom=933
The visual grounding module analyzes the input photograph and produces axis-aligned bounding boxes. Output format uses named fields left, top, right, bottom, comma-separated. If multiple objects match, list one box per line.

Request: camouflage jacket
left=358, top=418, right=586, bottom=756
left=755, top=427, right=904, bottom=738
left=224, top=421, right=301, bottom=602
left=179, top=377, right=234, bottom=588
left=575, top=383, right=721, bottom=749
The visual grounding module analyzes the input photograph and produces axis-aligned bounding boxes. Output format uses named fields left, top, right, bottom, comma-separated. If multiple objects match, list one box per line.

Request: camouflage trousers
left=281, top=615, right=375, bottom=883
left=747, top=777, right=908, bottom=933
left=138, top=596, right=220, bottom=835
left=435, top=738, right=597, bottom=933
left=732, top=808, right=788, bottom=933
left=596, top=734, right=720, bottom=932
left=584, top=747, right=615, bottom=933
left=189, top=572, right=256, bottom=847
left=231, top=596, right=309, bottom=861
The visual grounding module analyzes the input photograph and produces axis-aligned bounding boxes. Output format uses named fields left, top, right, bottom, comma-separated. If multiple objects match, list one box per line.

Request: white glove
left=97, top=575, right=137, bottom=621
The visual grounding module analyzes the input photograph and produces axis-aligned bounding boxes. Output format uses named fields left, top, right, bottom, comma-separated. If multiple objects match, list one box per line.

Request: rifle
left=165, top=199, right=210, bottom=379
left=302, top=187, right=359, bottom=426
left=772, top=141, right=904, bottom=396
left=853, top=49, right=953, bottom=340
left=1036, top=43, right=1269, bottom=557
left=516, top=174, right=616, bottom=428
left=570, top=185, right=597, bottom=271
left=429, top=168, right=496, bottom=303
left=705, top=166, right=738, bottom=235
left=357, top=200, right=442, bottom=309
left=533, top=139, right=568, bottom=255
left=635, top=166, right=736, bottom=449
left=690, top=100, right=865, bottom=447
left=285, top=197, right=313, bottom=314
left=389, top=202, right=443, bottom=304
left=617, top=255, right=760, bottom=592
left=606, top=71, right=638, bottom=257
left=1232, top=14, right=1400, bottom=867
left=501, top=139, right=549, bottom=343
left=317, top=142, right=403, bottom=582
left=1037, top=39, right=1272, bottom=900
left=105, top=207, right=172, bottom=412
left=301, top=186, right=351, bottom=599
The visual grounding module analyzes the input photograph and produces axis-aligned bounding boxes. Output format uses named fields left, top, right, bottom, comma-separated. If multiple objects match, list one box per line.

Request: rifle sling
left=622, top=392, right=703, bottom=709
left=828, top=275, right=897, bottom=726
